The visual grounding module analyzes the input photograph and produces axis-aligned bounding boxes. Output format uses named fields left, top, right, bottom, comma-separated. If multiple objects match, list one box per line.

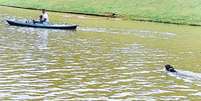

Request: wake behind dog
left=165, top=64, right=201, bottom=82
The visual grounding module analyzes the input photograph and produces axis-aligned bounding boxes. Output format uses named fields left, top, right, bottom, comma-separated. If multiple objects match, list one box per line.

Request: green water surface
left=0, top=6, right=201, bottom=100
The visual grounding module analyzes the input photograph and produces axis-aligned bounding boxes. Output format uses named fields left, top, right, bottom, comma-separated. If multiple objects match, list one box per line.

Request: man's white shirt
left=42, top=13, right=49, bottom=22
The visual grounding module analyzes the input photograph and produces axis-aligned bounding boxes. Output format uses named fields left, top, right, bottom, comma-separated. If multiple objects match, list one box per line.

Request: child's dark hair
left=39, top=15, right=43, bottom=18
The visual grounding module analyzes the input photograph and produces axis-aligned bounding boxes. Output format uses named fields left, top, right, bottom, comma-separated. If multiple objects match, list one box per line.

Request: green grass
left=1, top=0, right=201, bottom=25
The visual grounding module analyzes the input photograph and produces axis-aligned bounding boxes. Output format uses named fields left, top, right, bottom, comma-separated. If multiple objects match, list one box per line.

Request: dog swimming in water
left=165, top=64, right=177, bottom=72
left=164, top=64, right=201, bottom=81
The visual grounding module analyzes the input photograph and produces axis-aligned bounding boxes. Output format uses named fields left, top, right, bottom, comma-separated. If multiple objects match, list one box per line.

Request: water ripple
left=79, top=27, right=176, bottom=39
left=0, top=14, right=200, bottom=100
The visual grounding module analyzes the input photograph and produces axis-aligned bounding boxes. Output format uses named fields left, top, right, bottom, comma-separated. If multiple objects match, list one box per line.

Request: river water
left=1, top=6, right=201, bottom=100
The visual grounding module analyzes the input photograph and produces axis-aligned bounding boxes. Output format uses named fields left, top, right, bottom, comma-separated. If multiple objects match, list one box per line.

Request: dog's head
left=165, top=64, right=172, bottom=70
left=165, top=64, right=176, bottom=72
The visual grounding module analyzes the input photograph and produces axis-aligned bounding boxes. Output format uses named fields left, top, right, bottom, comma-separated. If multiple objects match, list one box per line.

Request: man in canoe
left=33, top=9, right=49, bottom=24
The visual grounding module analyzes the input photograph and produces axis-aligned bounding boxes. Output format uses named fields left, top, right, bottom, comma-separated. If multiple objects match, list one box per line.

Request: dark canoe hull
left=7, top=20, right=77, bottom=30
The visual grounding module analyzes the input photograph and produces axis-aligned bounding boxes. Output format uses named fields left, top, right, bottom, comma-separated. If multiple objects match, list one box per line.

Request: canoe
left=6, top=20, right=77, bottom=30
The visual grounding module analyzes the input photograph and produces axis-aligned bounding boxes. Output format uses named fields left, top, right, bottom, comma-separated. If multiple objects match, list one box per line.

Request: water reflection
left=36, top=30, right=48, bottom=50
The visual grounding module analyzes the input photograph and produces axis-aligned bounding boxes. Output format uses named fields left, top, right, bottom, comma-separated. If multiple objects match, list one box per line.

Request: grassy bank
left=1, top=0, right=201, bottom=25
